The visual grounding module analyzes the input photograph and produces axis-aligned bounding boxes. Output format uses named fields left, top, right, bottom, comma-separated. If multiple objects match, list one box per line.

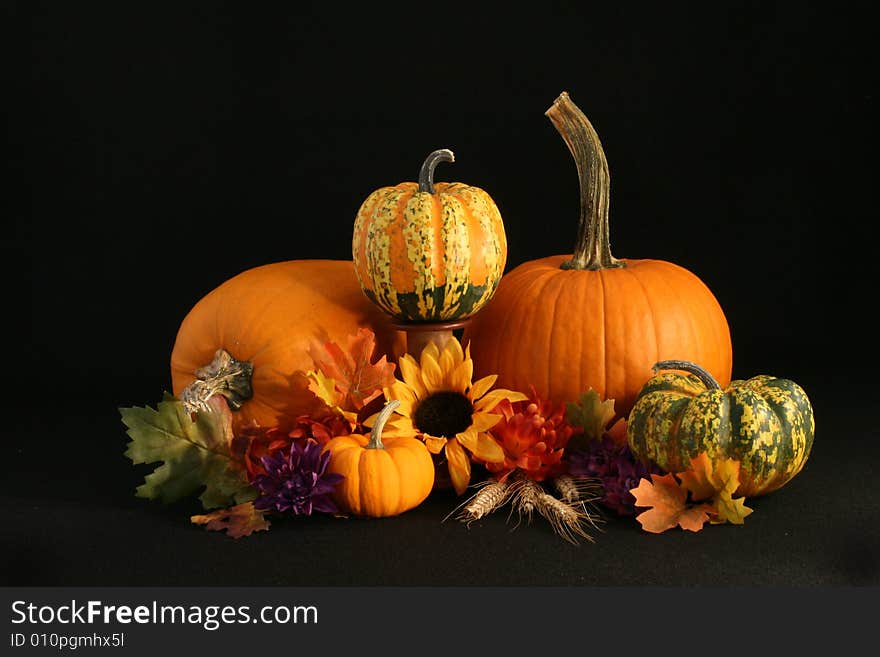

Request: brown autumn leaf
left=191, top=502, right=270, bottom=539
left=307, top=328, right=396, bottom=412
left=630, top=473, right=713, bottom=534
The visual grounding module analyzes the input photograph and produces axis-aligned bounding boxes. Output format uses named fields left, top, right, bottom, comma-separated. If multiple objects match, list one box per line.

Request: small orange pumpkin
left=323, top=400, right=435, bottom=517
left=464, top=92, right=732, bottom=419
left=170, top=260, right=405, bottom=432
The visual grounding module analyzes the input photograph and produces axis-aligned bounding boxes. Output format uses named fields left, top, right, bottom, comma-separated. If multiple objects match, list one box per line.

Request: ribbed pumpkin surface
left=170, top=260, right=404, bottom=431
left=627, top=372, right=815, bottom=496
left=464, top=255, right=733, bottom=419
left=323, top=434, right=434, bottom=517
left=352, top=181, right=506, bottom=322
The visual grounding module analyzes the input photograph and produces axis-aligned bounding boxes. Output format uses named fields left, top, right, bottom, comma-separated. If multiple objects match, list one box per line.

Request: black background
left=5, top=1, right=879, bottom=588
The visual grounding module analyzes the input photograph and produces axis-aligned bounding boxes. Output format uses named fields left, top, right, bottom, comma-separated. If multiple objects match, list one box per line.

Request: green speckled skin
left=627, top=372, right=815, bottom=496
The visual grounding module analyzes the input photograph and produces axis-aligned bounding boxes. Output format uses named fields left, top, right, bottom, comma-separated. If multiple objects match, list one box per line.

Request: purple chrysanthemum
left=252, top=439, right=344, bottom=516
left=568, top=435, right=663, bottom=516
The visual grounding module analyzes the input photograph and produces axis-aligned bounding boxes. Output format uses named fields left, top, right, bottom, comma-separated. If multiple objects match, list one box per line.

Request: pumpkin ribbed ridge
left=465, top=256, right=732, bottom=418
left=352, top=181, right=506, bottom=322
left=627, top=370, right=814, bottom=497
left=323, top=434, right=434, bottom=517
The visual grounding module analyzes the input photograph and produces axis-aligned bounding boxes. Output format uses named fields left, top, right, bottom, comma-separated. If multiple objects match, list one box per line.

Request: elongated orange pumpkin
left=170, top=260, right=405, bottom=432
left=464, top=92, right=732, bottom=419
left=352, top=149, right=507, bottom=323
left=323, top=400, right=435, bottom=517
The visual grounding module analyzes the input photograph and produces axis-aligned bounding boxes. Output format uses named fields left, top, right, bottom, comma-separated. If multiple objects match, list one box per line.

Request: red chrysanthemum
left=479, top=390, right=580, bottom=482
left=242, top=413, right=351, bottom=481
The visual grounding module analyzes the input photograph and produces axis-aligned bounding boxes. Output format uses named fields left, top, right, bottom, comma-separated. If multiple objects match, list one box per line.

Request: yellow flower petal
left=457, top=430, right=505, bottom=463
left=455, top=428, right=479, bottom=452
left=420, top=348, right=445, bottom=393
left=393, top=398, right=414, bottom=418
left=439, top=346, right=456, bottom=386
left=384, top=381, right=417, bottom=414
left=397, top=354, right=427, bottom=400
left=470, top=411, right=502, bottom=432
left=444, top=336, right=465, bottom=368
left=445, top=438, right=472, bottom=496
left=450, top=358, right=474, bottom=395
left=373, top=416, right=417, bottom=438
left=420, top=341, right=441, bottom=364
left=474, top=388, right=530, bottom=412
left=423, top=435, right=447, bottom=455
left=469, top=374, right=498, bottom=401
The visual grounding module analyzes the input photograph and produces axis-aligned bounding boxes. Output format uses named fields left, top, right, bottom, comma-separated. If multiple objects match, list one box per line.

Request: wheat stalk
left=510, top=474, right=541, bottom=529
left=454, top=479, right=512, bottom=526
left=535, top=491, right=598, bottom=545
left=443, top=477, right=512, bottom=525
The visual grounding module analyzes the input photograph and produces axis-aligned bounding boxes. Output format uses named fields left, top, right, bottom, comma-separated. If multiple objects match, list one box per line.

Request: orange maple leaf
left=677, top=453, right=754, bottom=525
left=191, top=502, right=270, bottom=539
left=630, top=473, right=713, bottom=534
left=307, top=328, right=397, bottom=412
left=677, top=452, right=720, bottom=502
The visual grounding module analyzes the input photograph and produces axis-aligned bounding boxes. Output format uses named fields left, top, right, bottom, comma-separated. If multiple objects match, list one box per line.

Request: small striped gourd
left=627, top=360, right=815, bottom=497
left=352, top=149, right=507, bottom=323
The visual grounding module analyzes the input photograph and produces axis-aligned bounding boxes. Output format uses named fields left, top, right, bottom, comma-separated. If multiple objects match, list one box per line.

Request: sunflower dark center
left=413, top=391, right=474, bottom=438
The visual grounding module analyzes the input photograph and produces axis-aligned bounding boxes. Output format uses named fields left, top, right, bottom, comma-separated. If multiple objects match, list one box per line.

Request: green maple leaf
left=121, top=394, right=256, bottom=510
left=565, top=388, right=617, bottom=449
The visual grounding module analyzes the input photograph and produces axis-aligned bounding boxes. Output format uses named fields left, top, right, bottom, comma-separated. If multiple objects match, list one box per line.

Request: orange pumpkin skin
left=352, top=149, right=507, bottom=323
left=170, top=260, right=405, bottom=431
left=464, top=255, right=732, bottom=419
left=464, top=92, right=733, bottom=419
left=323, top=433, right=435, bottom=517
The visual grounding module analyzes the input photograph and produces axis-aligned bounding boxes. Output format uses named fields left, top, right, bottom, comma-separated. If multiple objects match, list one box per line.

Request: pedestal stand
left=392, top=319, right=472, bottom=358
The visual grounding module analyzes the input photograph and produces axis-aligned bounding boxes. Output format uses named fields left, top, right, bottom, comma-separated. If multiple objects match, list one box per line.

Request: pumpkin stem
left=367, top=399, right=401, bottom=450
left=180, top=348, right=254, bottom=413
left=546, top=91, right=623, bottom=271
left=418, top=149, right=455, bottom=194
left=653, top=360, right=722, bottom=391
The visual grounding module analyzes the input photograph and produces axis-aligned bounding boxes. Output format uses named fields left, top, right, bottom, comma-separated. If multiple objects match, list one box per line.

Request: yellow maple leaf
left=712, top=490, right=754, bottom=525
left=306, top=369, right=343, bottom=410
left=678, top=452, right=753, bottom=525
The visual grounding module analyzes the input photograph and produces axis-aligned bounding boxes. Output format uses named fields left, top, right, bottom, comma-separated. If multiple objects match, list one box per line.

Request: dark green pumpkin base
left=364, top=283, right=494, bottom=323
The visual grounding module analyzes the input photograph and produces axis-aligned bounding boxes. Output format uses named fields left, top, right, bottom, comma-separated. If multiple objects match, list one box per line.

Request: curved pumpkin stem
left=181, top=348, right=254, bottom=413
left=418, top=149, right=455, bottom=194
left=546, top=91, right=623, bottom=271
left=653, top=360, right=722, bottom=391
left=367, top=399, right=401, bottom=450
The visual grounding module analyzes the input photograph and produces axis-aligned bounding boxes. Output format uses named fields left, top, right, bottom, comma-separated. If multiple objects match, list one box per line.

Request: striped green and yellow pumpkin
left=627, top=359, right=814, bottom=497
left=352, top=149, right=507, bottom=323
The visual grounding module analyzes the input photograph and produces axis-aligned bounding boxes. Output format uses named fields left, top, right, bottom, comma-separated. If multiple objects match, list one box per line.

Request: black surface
left=4, top=375, right=879, bottom=587
left=6, top=2, right=879, bottom=587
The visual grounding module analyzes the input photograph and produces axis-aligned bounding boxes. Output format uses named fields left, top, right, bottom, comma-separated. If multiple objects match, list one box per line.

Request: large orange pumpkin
left=170, top=260, right=405, bottom=431
left=464, top=92, right=732, bottom=419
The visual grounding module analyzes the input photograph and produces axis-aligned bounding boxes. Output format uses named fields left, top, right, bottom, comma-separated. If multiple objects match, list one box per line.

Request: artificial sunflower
left=381, top=337, right=528, bottom=495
